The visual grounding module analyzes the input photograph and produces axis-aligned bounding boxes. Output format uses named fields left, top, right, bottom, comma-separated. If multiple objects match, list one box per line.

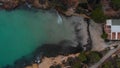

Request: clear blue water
left=0, top=9, right=74, bottom=67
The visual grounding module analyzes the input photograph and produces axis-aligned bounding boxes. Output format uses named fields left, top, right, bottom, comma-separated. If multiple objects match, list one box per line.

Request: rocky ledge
left=0, top=0, right=49, bottom=10
left=2, top=16, right=107, bottom=68
left=0, top=0, right=81, bottom=16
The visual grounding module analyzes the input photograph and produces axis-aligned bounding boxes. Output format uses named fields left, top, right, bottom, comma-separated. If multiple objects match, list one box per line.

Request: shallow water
left=0, top=9, right=75, bottom=67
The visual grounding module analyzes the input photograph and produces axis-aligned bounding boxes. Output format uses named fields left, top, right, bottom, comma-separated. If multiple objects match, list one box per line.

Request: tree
left=111, top=0, right=120, bottom=10
left=75, top=3, right=88, bottom=14
left=87, top=51, right=101, bottom=64
left=72, top=62, right=82, bottom=68
left=116, top=61, right=120, bottom=68
left=91, top=5, right=107, bottom=23
left=115, top=58, right=120, bottom=68
left=101, top=32, right=108, bottom=39
left=102, top=62, right=114, bottom=68
left=50, top=0, right=68, bottom=11
left=78, top=52, right=87, bottom=62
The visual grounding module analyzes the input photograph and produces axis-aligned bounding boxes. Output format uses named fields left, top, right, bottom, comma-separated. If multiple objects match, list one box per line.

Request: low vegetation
left=91, top=5, right=108, bottom=23
left=101, top=32, right=108, bottom=39
left=50, top=0, right=68, bottom=11
left=102, top=61, right=114, bottom=68
left=75, top=3, right=88, bottom=14
left=111, top=0, right=120, bottom=10
left=101, top=56, right=120, bottom=68
left=50, top=51, right=102, bottom=68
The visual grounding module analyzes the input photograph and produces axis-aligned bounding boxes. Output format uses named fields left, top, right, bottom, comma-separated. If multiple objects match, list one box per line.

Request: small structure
left=104, top=19, right=120, bottom=40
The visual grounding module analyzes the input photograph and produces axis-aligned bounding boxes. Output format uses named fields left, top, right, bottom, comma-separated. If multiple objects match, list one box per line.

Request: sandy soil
left=38, top=53, right=79, bottom=68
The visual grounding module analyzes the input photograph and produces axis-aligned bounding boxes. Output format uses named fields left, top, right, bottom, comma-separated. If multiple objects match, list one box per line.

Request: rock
left=32, top=0, right=49, bottom=9
left=2, top=0, right=19, bottom=10
left=89, top=20, right=107, bottom=51
left=61, top=0, right=79, bottom=8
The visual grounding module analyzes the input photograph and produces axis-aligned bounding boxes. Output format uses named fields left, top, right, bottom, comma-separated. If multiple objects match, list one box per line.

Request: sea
left=0, top=9, right=75, bottom=67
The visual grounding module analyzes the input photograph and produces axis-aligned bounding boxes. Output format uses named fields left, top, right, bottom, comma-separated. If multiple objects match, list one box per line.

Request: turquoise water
left=0, top=9, right=74, bottom=67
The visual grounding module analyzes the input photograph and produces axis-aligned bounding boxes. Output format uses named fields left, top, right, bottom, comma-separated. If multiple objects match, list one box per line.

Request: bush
left=102, top=62, right=114, bottom=68
left=50, top=0, right=68, bottom=11
left=72, top=62, right=82, bottom=68
left=50, top=64, right=61, bottom=68
left=75, top=3, right=88, bottom=14
left=101, top=32, right=108, bottom=39
left=87, top=51, right=101, bottom=64
left=78, top=52, right=87, bottom=62
left=111, top=0, right=120, bottom=10
left=78, top=51, right=102, bottom=64
left=91, top=5, right=107, bottom=23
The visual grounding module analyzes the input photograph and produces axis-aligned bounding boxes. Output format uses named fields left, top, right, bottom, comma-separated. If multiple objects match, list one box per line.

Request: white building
left=105, top=19, right=120, bottom=40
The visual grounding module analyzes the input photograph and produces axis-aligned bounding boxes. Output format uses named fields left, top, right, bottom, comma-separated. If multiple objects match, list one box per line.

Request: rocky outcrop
left=0, top=0, right=19, bottom=9
left=0, top=0, right=49, bottom=9
left=1, top=12, right=108, bottom=68
left=61, top=0, right=79, bottom=8
left=0, top=0, right=80, bottom=16
left=32, top=0, right=49, bottom=9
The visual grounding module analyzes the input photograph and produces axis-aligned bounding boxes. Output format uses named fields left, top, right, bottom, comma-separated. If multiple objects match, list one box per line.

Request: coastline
left=0, top=0, right=83, bottom=17
left=1, top=0, right=119, bottom=68
left=0, top=0, right=108, bottom=68
left=38, top=53, right=80, bottom=68
left=0, top=9, right=84, bottom=68
left=24, top=53, right=80, bottom=68
left=1, top=10, right=106, bottom=68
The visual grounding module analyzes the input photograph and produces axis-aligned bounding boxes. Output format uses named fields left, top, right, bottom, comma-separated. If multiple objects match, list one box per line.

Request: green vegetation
left=87, top=51, right=101, bottom=63
left=75, top=3, right=88, bottom=14
left=64, top=57, right=82, bottom=68
left=111, top=0, right=120, bottom=10
left=78, top=51, right=101, bottom=64
left=56, top=51, right=102, bottom=68
left=116, top=60, right=120, bottom=68
left=101, top=32, right=108, bottom=39
left=115, top=57, right=120, bottom=68
left=50, top=64, right=61, bottom=68
left=50, top=0, right=68, bottom=11
left=91, top=5, right=107, bottom=23
left=100, top=56, right=120, bottom=68
left=71, top=51, right=102, bottom=68
left=102, top=62, right=114, bottom=68
left=78, top=52, right=87, bottom=62
left=72, top=61, right=82, bottom=68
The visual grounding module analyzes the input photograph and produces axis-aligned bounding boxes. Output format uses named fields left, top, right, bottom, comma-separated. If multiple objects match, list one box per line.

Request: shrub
left=101, top=32, right=108, bottom=39
left=78, top=52, right=87, bottom=62
left=87, top=51, right=101, bottom=64
left=72, top=62, right=82, bottom=68
left=102, top=62, right=114, bottom=68
left=111, top=0, right=120, bottom=10
left=91, top=5, right=107, bottom=23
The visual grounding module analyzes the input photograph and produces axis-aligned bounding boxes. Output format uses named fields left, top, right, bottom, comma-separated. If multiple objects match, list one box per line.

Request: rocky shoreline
left=0, top=0, right=107, bottom=68
left=2, top=14, right=107, bottom=68
left=0, top=0, right=84, bottom=16
left=0, top=0, right=49, bottom=10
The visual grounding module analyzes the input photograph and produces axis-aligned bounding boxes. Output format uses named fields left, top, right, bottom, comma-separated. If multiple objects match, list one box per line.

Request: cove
left=0, top=9, right=75, bottom=67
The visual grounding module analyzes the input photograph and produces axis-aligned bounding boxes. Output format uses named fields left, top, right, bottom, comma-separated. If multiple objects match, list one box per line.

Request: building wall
left=105, top=19, right=120, bottom=40
left=112, top=26, right=120, bottom=32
